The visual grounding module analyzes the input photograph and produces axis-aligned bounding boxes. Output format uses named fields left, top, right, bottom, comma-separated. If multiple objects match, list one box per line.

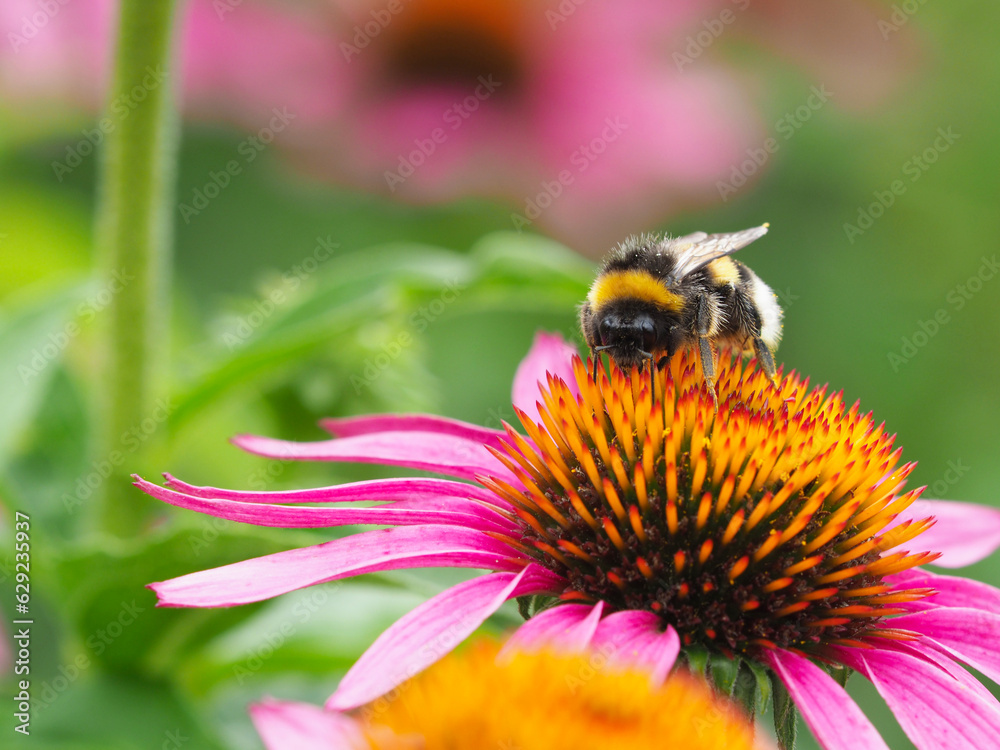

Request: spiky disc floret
left=480, top=350, right=937, bottom=657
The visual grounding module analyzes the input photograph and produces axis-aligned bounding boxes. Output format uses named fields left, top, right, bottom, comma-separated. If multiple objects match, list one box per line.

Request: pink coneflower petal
left=148, top=525, right=528, bottom=608
left=887, top=568, right=1000, bottom=615
left=889, top=499, right=1000, bottom=568
left=889, top=608, right=1000, bottom=686
left=765, top=649, right=889, bottom=750
left=499, top=603, right=600, bottom=656
left=327, top=565, right=563, bottom=711
left=878, top=638, right=1000, bottom=710
left=135, top=476, right=516, bottom=533
left=832, top=642, right=1000, bottom=749
left=163, top=473, right=507, bottom=509
left=250, top=698, right=364, bottom=750
left=232, top=431, right=506, bottom=483
left=591, top=610, right=681, bottom=686
left=320, top=414, right=506, bottom=449
left=512, top=332, right=582, bottom=426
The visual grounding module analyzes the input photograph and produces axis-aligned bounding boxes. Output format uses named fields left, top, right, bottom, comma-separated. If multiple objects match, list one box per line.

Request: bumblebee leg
left=589, top=349, right=598, bottom=383
left=698, top=336, right=719, bottom=412
left=753, top=338, right=778, bottom=388
left=695, top=295, right=719, bottom=411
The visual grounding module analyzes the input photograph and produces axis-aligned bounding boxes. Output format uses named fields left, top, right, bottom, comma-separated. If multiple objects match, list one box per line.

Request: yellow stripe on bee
left=707, top=257, right=740, bottom=286
left=588, top=270, right=683, bottom=311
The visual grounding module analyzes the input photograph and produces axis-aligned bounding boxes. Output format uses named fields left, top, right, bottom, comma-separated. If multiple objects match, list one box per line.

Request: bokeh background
left=1, top=1, right=998, bottom=748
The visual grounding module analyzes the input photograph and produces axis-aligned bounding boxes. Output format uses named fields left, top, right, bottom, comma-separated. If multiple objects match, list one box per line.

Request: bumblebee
left=580, top=224, right=782, bottom=408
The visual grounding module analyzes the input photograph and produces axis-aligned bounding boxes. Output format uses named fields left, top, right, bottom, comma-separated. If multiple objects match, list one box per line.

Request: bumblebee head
left=586, top=301, right=683, bottom=368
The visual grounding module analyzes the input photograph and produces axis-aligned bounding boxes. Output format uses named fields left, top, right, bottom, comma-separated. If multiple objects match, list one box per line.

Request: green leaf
left=0, top=284, right=88, bottom=468
left=733, top=660, right=774, bottom=720
left=684, top=646, right=710, bottom=679
left=48, top=524, right=306, bottom=677
left=827, top=662, right=853, bottom=689
left=710, top=653, right=742, bottom=696
left=772, top=674, right=799, bottom=750
left=184, top=582, right=428, bottom=694
left=12, top=671, right=226, bottom=750
left=746, top=659, right=773, bottom=713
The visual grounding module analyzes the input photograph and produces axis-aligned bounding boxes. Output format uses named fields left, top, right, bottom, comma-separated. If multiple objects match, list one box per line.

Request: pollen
left=358, top=641, right=757, bottom=750
left=486, top=349, right=936, bottom=657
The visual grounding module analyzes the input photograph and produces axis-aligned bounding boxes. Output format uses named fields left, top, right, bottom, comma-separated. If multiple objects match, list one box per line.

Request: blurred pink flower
left=137, top=332, right=1000, bottom=749
left=1, top=1, right=916, bottom=253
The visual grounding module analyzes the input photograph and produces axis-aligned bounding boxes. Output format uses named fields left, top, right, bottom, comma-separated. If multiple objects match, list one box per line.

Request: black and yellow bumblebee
left=580, top=224, right=782, bottom=407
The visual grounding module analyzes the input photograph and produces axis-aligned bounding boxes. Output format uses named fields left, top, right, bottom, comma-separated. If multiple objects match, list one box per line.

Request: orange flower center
left=481, top=351, right=937, bottom=657
left=358, top=641, right=758, bottom=749
left=380, top=0, right=525, bottom=91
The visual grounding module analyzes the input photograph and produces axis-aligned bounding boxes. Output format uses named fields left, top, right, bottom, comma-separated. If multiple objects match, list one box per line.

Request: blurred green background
left=1, top=1, right=998, bottom=748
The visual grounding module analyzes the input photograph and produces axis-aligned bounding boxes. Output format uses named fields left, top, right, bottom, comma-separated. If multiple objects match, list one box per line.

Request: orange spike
left=714, top=474, right=736, bottom=517
left=696, top=492, right=712, bottom=531
left=807, top=618, right=852, bottom=628
left=698, top=539, right=714, bottom=565
left=608, top=446, right=631, bottom=493
left=674, top=551, right=687, bottom=574
left=729, top=555, right=750, bottom=580
left=775, top=601, right=810, bottom=617
left=866, top=628, right=920, bottom=642
left=628, top=505, right=647, bottom=544
left=721, top=509, right=746, bottom=547
left=783, top=555, right=824, bottom=576
left=762, top=577, right=794, bottom=593
left=840, top=585, right=892, bottom=598
left=666, top=500, right=679, bottom=535
left=867, top=589, right=934, bottom=605
left=665, top=457, right=678, bottom=505
left=633, top=463, right=649, bottom=513
left=744, top=491, right=774, bottom=534
left=499, top=426, right=554, bottom=484
left=513, top=508, right=553, bottom=539
left=753, top=530, right=783, bottom=563
left=602, top=477, right=627, bottom=522
left=564, top=487, right=599, bottom=531
left=875, top=517, right=935, bottom=552
left=804, top=501, right=861, bottom=554
left=636, top=557, right=654, bottom=580
left=828, top=538, right=879, bottom=567
left=641, top=433, right=656, bottom=486
left=602, top=517, right=625, bottom=551
left=534, top=542, right=569, bottom=566
left=815, top=565, right=865, bottom=585
left=583, top=411, right=613, bottom=468
left=606, top=571, right=626, bottom=591
left=690, top=448, right=708, bottom=500
left=556, top=540, right=595, bottom=564
left=823, top=605, right=874, bottom=616
left=567, top=429, right=604, bottom=494
left=800, top=587, right=839, bottom=601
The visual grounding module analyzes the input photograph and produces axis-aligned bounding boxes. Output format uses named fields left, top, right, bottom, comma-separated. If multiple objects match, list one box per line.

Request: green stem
left=94, top=0, right=180, bottom=536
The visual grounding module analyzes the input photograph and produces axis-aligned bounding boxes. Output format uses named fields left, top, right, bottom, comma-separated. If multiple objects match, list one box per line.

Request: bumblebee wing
left=665, top=224, right=769, bottom=284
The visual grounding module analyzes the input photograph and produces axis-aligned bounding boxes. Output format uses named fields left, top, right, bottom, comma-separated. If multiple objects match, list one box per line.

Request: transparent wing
left=665, top=224, right=769, bottom=284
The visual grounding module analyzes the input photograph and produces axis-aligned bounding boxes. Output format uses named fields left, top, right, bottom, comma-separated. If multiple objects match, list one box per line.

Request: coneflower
left=139, top=333, right=1000, bottom=750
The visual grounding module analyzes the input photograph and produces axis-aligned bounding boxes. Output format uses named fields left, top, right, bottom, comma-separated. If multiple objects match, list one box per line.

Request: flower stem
left=93, top=0, right=180, bottom=536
